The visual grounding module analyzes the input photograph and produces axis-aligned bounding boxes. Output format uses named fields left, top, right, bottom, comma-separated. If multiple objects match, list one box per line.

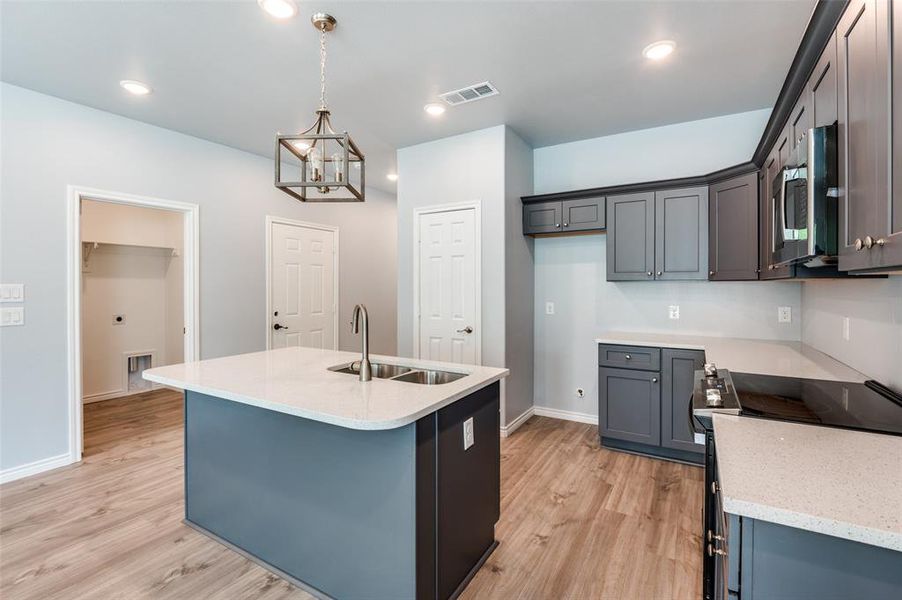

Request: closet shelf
left=81, top=240, right=179, bottom=269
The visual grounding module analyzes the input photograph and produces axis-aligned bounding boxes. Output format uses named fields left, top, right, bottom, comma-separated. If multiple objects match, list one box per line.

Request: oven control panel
left=692, top=365, right=741, bottom=416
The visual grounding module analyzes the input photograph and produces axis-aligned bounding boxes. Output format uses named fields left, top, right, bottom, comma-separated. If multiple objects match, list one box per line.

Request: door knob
left=456, top=326, right=473, bottom=334
left=273, top=323, right=288, bottom=330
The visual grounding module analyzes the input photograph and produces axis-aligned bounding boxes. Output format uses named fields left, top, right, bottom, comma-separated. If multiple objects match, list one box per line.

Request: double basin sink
left=328, top=361, right=467, bottom=385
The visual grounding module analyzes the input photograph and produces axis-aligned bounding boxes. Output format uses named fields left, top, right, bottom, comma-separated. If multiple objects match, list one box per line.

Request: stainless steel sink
left=390, top=369, right=467, bottom=385
left=329, top=362, right=412, bottom=379
left=328, top=362, right=467, bottom=385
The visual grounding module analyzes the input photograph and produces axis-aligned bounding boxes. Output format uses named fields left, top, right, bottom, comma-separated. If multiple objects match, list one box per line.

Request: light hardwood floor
left=0, top=389, right=703, bottom=599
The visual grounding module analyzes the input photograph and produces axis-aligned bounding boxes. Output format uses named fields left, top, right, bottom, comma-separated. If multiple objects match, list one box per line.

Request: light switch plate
left=668, top=305, right=680, bottom=320
left=778, top=306, right=792, bottom=323
left=1, top=306, right=24, bottom=326
left=843, top=317, right=851, bottom=341
left=545, top=301, right=555, bottom=315
left=0, top=284, right=24, bottom=303
left=463, top=417, right=474, bottom=450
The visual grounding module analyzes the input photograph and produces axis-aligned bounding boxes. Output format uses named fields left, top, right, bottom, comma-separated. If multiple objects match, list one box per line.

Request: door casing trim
left=412, top=201, right=482, bottom=365
left=66, top=185, right=200, bottom=467
left=264, top=216, right=340, bottom=351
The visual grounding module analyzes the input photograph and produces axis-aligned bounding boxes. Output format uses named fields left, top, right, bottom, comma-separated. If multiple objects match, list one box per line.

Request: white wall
left=534, top=109, right=772, bottom=194
left=81, top=200, right=184, bottom=401
left=0, top=83, right=397, bottom=475
left=531, top=108, right=802, bottom=419
left=801, top=278, right=902, bottom=393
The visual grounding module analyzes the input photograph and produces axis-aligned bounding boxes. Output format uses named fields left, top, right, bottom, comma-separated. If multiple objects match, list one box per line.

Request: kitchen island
left=143, top=347, right=508, bottom=600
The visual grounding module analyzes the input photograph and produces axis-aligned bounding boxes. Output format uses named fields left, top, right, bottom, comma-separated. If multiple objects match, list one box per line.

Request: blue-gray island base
left=184, top=382, right=500, bottom=600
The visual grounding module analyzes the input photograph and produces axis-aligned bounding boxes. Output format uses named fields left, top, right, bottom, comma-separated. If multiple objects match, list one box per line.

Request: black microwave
left=771, top=124, right=838, bottom=267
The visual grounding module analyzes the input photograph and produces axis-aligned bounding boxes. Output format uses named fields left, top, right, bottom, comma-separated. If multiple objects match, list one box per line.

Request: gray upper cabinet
left=788, top=93, right=810, bottom=153
left=709, top=173, right=759, bottom=280
left=522, top=197, right=605, bottom=236
left=660, top=348, right=705, bottom=455
left=522, top=201, right=562, bottom=235
left=562, top=197, right=605, bottom=232
left=598, top=366, right=660, bottom=446
left=809, top=32, right=838, bottom=128
left=654, top=187, right=708, bottom=280
left=606, top=192, right=655, bottom=281
left=836, top=0, right=891, bottom=271
left=877, top=0, right=902, bottom=269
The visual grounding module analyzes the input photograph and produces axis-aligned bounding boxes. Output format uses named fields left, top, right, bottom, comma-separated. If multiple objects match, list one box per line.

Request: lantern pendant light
left=274, top=13, right=365, bottom=202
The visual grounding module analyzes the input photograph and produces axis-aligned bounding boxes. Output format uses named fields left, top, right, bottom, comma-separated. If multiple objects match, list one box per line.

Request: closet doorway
left=66, top=187, right=199, bottom=465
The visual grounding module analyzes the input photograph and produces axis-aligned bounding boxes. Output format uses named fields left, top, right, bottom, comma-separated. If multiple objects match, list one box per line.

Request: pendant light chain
left=319, top=25, right=327, bottom=110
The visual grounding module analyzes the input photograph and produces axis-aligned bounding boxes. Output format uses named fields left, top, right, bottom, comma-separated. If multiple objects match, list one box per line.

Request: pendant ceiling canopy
left=274, top=13, right=365, bottom=202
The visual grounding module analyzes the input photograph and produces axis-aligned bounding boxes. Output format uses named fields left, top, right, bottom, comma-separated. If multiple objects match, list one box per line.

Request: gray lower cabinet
left=708, top=173, right=759, bottom=281
left=654, top=186, right=708, bottom=280
left=523, top=201, right=562, bottom=235
left=598, top=366, right=660, bottom=446
left=562, top=197, right=605, bottom=232
left=606, top=192, right=655, bottom=280
left=660, top=349, right=705, bottom=455
left=598, top=344, right=704, bottom=464
left=729, top=516, right=902, bottom=599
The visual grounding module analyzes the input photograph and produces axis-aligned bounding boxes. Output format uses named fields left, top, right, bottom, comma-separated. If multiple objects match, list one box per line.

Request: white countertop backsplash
left=143, top=347, right=508, bottom=430
left=713, top=413, right=902, bottom=551
left=595, top=331, right=867, bottom=382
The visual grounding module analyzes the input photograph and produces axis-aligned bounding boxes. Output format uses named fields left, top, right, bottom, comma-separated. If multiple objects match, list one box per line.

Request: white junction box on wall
left=1, top=306, right=25, bottom=326
left=0, top=283, right=24, bottom=302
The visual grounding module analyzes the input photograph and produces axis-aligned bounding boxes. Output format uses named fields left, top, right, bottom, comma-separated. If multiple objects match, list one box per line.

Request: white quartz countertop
left=142, top=347, right=508, bottom=430
left=713, top=413, right=902, bottom=551
left=595, top=331, right=867, bottom=382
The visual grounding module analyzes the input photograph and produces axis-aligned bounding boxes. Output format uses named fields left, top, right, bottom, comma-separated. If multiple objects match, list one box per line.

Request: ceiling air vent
left=438, top=81, right=499, bottom=106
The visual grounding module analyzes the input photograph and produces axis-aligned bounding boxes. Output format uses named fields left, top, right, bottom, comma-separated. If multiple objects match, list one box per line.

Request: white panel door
left=417, top=208, right=478, bottom=364
left=270, top=222, right=336, bottom=350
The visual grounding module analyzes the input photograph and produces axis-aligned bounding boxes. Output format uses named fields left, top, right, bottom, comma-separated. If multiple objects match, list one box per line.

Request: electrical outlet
left=463, top=417, right=475, bottom=450
left=545, top=301, right=555, bottom=315
left=843, top=317, right=851, bottom=341
left=1, top=307, right=24, bottom=326
left=113, top=314, right=126, bottom=325
left=576, top=388, right=585, bottom=398
left=668, top=305, right=680, bottom=320
left=778, top=306, right=792, bottom=323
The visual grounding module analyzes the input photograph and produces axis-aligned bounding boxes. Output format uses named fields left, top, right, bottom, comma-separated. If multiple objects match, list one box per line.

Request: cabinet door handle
left=625, top=354, right=631, bottom=360
left=864, top=235, right=875, bottom=249
left=875, top=237, right=887, bottom=247
left=647, top=271, right=653, bottom=276
left=854, top=238, right=864, bottom=251
left=555, top=223, right=561, bottom=228
left=656, top=271, right=662, bottom=276
left=652, top=377, right=658, bottom=383
left=709, top=270, right=715, bottom=276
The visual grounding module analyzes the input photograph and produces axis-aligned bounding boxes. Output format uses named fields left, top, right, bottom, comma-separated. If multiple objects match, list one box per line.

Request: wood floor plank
left=1, top=390, right=703, bottom=599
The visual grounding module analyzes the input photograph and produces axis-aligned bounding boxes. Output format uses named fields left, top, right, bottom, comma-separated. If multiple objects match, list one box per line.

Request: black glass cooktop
left=731, top=372, right=902, bottom=436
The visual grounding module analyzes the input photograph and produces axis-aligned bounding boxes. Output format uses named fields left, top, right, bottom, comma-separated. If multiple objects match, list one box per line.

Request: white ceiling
left=1, top=1, right=816, bottom=193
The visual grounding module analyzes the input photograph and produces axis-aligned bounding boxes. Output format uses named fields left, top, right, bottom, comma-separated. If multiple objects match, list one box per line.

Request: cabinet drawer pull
left=625, top=354, right=631, bottom=360
left=709, top=270, right=715, bottom=276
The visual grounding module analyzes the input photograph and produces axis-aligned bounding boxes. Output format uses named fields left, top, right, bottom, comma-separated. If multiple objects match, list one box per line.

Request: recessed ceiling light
left=119, top=80, right=152, bottom=96
left=642, top=40, right=676, bottom=61
left=386, top=173, right=399, bottom=182
left=424, top=103, right=446, bottom=117
left=258, top=0, right=298, bottom=20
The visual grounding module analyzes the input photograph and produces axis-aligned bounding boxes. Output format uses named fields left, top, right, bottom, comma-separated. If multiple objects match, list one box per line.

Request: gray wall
left=534, top=236, right=802, bottom=418
left=801, top=278, right=902, bottom=393
left=0, top=83, right=397, bottom=473
left=396, top=125, right=534, bottom=426
left=396, top=126, right=506, bottom=367
left=531, top=110, right=801, bottom=419
left=503, top=128, right=535, bottom=424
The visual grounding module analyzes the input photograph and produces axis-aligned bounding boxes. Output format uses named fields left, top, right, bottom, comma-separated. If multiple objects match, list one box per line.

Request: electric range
left=690, top=364, right=902, bottom=600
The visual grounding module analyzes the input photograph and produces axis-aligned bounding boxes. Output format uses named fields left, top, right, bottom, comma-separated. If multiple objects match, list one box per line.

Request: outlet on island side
left=463, top=417, right=474, bottom=450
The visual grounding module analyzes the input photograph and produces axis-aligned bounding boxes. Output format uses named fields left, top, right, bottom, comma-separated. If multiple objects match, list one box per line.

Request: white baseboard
left=500, top=407, right=534, bottom=438
left=0, top=452, right=74, bottom=485
left=533, top=406, right=598, bottom=425
left=83, top=384, right=161, bottom=404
